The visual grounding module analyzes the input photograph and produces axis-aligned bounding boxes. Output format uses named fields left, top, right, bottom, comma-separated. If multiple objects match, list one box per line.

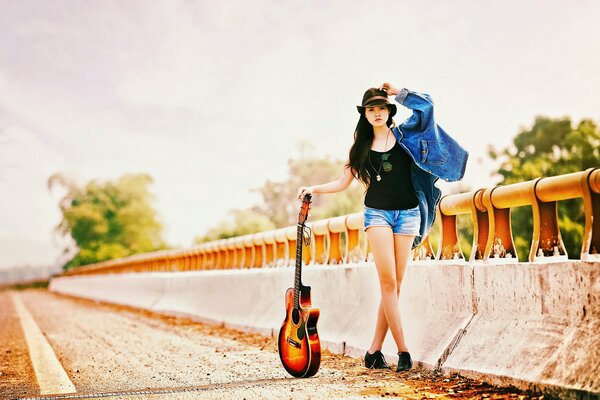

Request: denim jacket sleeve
left=392, top=88, right=469, bottom=182
left=395, top=88, right=434, bottom=133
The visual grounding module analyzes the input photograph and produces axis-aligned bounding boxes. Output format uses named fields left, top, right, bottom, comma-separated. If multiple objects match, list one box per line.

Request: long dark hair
left=346, top=108, right=395, bottom=189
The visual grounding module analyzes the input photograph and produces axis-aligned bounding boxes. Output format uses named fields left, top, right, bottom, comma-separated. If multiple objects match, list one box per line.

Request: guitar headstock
left=298, top=193, right=312, bottom=225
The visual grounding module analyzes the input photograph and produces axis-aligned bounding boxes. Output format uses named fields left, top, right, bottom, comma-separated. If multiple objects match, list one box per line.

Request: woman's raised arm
left=381, top=82, right=434, bottom=133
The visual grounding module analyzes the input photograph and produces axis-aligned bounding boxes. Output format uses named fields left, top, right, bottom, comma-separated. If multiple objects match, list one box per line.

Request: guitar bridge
left=287, top=337, right=301, bottom=349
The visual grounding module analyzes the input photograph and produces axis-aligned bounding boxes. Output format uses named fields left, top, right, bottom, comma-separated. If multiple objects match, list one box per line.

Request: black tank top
left=364, top=141, right=419, bottom=210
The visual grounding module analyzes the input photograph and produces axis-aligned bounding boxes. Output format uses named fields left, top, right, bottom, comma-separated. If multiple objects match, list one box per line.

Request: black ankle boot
left=396, top=351, right=413, bottom=372
left=364, top=350, right=391, bottom=369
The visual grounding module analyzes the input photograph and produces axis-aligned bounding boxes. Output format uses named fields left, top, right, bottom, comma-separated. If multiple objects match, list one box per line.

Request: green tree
left=48, top=173, right=166, bottom=270
left=488, top=116, right=600, bottom=259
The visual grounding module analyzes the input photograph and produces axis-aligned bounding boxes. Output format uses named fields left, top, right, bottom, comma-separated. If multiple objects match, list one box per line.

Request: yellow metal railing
left=63, top=168, right=599, bottom=276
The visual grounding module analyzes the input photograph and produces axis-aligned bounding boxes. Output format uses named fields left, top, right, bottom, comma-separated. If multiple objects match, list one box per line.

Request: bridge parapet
left=438, top=167, right=600, bottom=262
left=63, top=168, right=599, bottom=276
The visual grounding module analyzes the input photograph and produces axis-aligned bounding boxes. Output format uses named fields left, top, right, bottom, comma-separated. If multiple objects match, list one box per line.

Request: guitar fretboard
left=293, top=223, right=304, bottom=309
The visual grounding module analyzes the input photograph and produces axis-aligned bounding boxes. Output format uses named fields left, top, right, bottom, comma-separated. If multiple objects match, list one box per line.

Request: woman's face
left=364, top=105, right=389, bottom=128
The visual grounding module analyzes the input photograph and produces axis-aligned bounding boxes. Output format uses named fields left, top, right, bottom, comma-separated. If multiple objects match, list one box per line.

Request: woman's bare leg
left=391, top=234, right=414, bottom=350
left=368, top=233, right=415, bottom=353
left=368, top=300, right=389, bottom=353
left=365, top=226, right=412, bottom=353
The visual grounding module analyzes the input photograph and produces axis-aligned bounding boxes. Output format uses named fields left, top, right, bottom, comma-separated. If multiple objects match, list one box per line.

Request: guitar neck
left=294, top=223, right=304, bottom=308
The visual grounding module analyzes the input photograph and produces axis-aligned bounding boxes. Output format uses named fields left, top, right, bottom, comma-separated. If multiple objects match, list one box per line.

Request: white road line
left=11, top=292, right=76, bottom=395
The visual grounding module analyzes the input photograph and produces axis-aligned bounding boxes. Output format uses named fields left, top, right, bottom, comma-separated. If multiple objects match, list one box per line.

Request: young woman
left=296, top=82, right=468, bottom=373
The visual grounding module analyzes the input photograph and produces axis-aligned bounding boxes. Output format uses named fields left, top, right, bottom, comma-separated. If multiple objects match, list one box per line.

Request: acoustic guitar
left=277, top=193, right=321, bottom=378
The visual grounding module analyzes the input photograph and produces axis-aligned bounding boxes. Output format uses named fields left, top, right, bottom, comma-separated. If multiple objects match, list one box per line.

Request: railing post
left=187, top=249, right=195, bottom=271
left=345, top=213, right=365, bottom=263
left=218, top=239, right=228, bottom=269
left=177, top=251, right=185, bottom=271
left=439, top=211, right=460, bottom=260
left=438, top=192, right=472, bottom=261
left=242, top=235, right=255, bottom=268
left=208, top=243, right=215, bottom=270
left=312, top=219, right=330, bottom=265
left=182, top=250, right=190, bottom=271
left=233, top=237, right=244, bottom=269
left=183, top=250, right=191, bottom=271
left=412, top=235, right=435, bottom=261
left=327, top=216, right=347, bottom=264
left=285, top=226, right=297, bottom=267
left=470, top=189, right=488, bottom=261
left=531, top=178, right=568, bottom=261
left=196, top=246, right=205, bottom=270
left=155, top=254, right=163, bottom=272
left=582, top=168, right=600, bottom=260
left=274, top=228, right=288, bottom=267
left=189, top=246, right=199, bottom=271
left=165, top=251, right=175, bottom=272
left=207, top=242, right=217, bottom=269
left=176, top=251, right=184, bottom=271
left=184, top=251, right=191, bottom=271
left=252, top=233, right=265, bottom=268
left=225, top=237, right=236, bottom=269
left=263, top=231, right=276, bottom=267
left=164, top=252, right=172, bottom=272
left=163, top=253, right=169, bottom=271
left=197, top=246, right=206, bottom=270
left=482, top=187, right=518, bottom=260
left=191, top=249, right=199, bottom=270
left=175, top=250, right=185, bottom=271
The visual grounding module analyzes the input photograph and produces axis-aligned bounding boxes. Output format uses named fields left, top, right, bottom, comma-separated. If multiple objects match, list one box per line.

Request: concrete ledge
left=49, top=273, right=166, bottom=310
left=50, top=261, right=474, bottom=369
left=308, top=261, right=475, bottom=370
left=49, top=260, right=600, bottom=398
left=443, top=261, right=600, bottom=398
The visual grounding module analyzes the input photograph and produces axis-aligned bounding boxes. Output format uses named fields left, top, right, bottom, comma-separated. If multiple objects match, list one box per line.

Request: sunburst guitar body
left=278, top=193, right=321, bottom=378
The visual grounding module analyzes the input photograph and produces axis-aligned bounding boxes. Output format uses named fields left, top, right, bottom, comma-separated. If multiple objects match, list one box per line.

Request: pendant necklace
left=368, top=129, right=391, bottom=182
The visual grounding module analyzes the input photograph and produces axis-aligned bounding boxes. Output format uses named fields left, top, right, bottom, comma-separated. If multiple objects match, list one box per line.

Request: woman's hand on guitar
left=297, top=186, right=314, bottom=200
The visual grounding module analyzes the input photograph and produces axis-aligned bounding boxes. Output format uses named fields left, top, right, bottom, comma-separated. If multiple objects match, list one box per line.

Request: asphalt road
left=0, top=289, right=540, bottom=399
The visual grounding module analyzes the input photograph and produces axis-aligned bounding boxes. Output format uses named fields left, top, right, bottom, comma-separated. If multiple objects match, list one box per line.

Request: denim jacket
left=391, top=88, right=469, bottom=249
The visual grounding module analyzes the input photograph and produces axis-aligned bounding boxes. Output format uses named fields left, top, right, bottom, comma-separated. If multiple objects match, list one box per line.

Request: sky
left=1, top=0, right=599, bottom=269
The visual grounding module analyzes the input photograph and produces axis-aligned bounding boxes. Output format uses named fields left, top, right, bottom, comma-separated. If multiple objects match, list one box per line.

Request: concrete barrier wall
left=49, top=260, right=600, bottom=398
left=305, top=262, right=475, bottom=368
left=50, top=261, right=474, bottom=368
left=49, top=272, right=166, bottom=309
left=442, top=261, right=600, bottom=398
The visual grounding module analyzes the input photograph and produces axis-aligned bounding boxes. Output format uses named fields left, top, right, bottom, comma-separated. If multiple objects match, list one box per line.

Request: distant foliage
left=488, top=116, right=600, bottom=259
left=195, top=153, right=366, bottom=243
left=253, top=156, right=365, bottom=228
left=195, top=208, right=276, bottom=244
left=49, top=173, right=166, bottom=270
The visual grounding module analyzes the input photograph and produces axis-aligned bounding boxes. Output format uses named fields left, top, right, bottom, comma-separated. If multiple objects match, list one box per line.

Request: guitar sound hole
left=292, top=308, right=300, bottom=325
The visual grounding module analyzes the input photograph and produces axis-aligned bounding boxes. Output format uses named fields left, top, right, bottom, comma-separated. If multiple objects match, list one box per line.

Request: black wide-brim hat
left=356, top=88, right=397, bottom=117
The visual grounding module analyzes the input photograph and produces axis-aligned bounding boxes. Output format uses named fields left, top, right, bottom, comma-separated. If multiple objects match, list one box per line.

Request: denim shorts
left=363, top=205, right=421, bottom=235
